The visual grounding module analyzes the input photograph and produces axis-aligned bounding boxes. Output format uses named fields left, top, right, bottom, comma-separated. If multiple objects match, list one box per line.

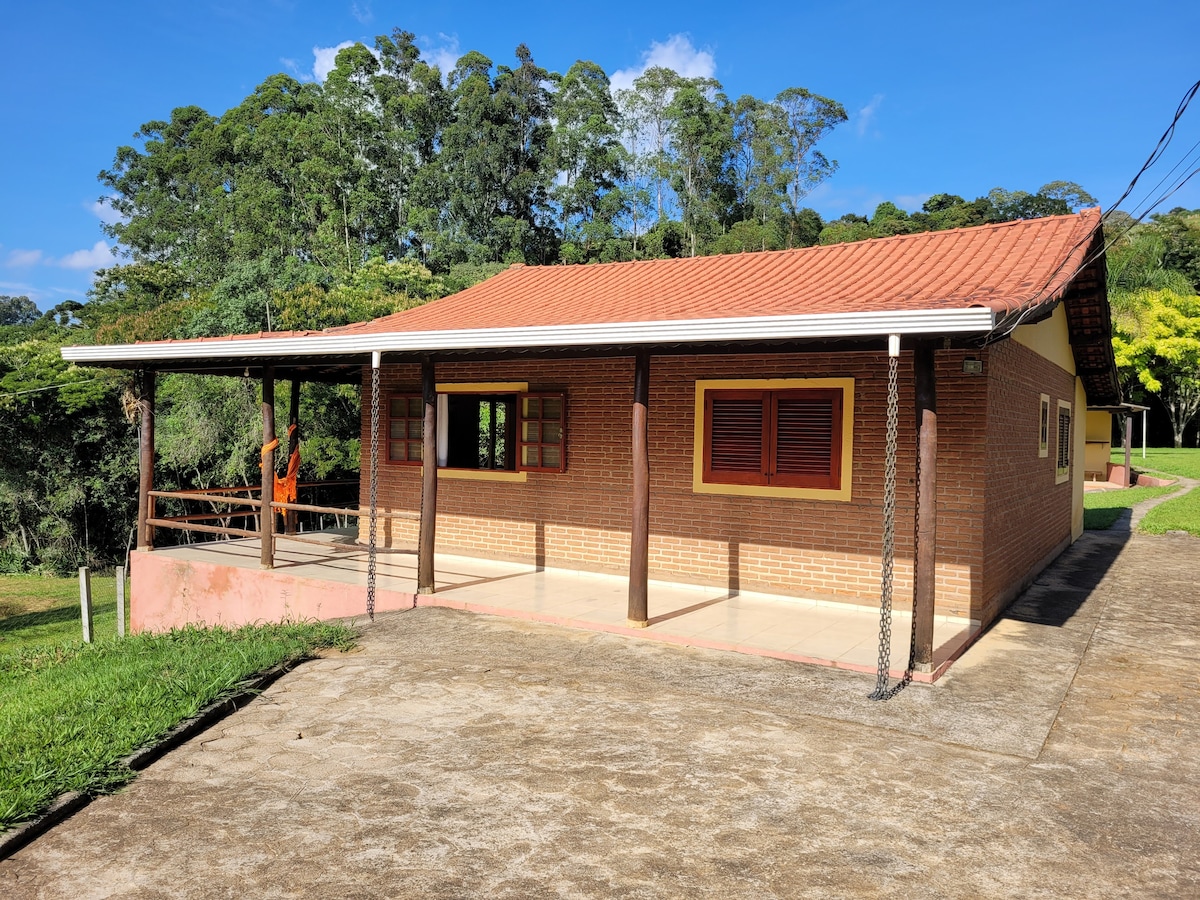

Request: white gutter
left=61, top=308, right=996, bottom=364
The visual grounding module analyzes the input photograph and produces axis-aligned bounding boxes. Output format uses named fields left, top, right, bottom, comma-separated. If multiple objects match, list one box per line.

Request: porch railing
left=145, top=480, right=360, bottom=546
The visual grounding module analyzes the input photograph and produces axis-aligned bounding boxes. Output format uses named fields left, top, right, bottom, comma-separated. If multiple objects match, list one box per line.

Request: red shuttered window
left=704, top=388, right=843, bottom=489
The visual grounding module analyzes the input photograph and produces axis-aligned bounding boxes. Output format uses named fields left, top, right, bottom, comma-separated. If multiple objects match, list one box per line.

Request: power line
left=0, top=379, right=104, bottom=400
left=986, top=78, right=1200, bottom=343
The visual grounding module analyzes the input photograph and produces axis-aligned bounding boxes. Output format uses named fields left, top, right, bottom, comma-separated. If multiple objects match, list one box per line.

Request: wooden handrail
left=160, top=512, right=257, bottom=523
left=269, top=501, right=363, bottom=517
left=190, top=479, right=358, bottom=495
left=269, top=502, right=420, bottom=520
left=146, top=518, right=259, bottom=539
left=149, top=490, right=262, bottom=508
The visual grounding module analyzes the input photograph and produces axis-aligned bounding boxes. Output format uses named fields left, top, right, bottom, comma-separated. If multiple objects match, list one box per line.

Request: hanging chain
left=870, top=353, right=902, bottom=700
left=367, top=362, right=380, bottom=621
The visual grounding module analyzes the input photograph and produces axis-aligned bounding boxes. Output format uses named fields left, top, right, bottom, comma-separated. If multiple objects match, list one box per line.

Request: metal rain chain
left=367, top=352, right=380, bottom=621
left=870, top=335, right=917, bottom=701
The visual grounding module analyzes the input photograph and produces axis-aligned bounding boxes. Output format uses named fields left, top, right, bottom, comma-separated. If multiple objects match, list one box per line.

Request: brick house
left=63, top=209, right=1120, bottom=673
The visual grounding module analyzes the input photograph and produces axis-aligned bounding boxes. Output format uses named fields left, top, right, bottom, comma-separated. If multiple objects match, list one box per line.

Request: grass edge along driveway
left=0, top=618, right=356, bottom=832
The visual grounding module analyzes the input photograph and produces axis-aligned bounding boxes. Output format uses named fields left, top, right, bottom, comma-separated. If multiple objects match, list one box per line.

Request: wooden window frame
left=386, top=393, right=425, bottom=465
left=386, top=387, right=567, bottom=475
left=703, top=389, right=843, bottom=490
left=518, top=392, right=567, bottom=473
left=692, top=378, right=854, bottom=502
left=1038, top=394, right=1050, bottom=458
left=1055, top=399, right=1072, bottom=484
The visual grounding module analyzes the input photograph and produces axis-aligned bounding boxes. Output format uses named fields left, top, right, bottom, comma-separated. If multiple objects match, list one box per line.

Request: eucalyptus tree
left=99, top=105, right=233, bottom=285
left=550, top=60, right=627, bottom=259
left=372, top=29, right=452, bottom=260
left=617, top=67, right=684, bottom=223
left=772, top=87, right=847, bottom=219
left=664, top=77, right=735, bottom=256
left=728, top=95, right=786, bottom=239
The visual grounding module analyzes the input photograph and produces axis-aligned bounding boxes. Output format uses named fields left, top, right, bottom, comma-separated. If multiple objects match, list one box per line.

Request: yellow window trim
left=437, top=468, right=527, bottom=483
left=435, top=381, right=528, bottom=393
left=691, top=377, right=855, bottom=502
left=430, top=384, right=530, bottom=480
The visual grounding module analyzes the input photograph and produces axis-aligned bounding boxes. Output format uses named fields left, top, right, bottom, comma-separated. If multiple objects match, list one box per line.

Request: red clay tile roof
left=331, top=209, right=1102, bottom=336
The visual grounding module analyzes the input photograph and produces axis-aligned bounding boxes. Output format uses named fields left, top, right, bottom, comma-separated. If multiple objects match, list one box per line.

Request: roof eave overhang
left=61, top=308, right=997, bottom=366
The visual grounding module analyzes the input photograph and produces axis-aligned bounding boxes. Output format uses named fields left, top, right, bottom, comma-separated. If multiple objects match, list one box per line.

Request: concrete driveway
left=2, top=527, right=1199, bottom=898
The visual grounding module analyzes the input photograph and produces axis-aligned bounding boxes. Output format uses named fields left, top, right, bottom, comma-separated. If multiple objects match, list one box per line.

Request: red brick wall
left=356, top=350, right=995, bottom=619
left=980, top=340, right=1077, bottom=623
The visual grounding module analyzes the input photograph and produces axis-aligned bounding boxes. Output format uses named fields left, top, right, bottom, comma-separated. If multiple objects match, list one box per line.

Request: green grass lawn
left=1110, top=447, right=1200, bottom=480
left=0, top=574, right=127, bottom=652
left=1083, top=485, right=1180, bottom=530
left=0, top=575, right=356, bottom=833
left=1105, top=447, right=1200, bottom=536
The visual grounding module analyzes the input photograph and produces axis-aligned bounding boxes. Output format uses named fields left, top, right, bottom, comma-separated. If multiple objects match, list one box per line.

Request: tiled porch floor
left=154, top=533, right=978, bottom=682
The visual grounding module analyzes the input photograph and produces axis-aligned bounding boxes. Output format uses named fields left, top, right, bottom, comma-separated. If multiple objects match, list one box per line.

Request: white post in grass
left=116, top=566, right=126, bottom=638
left=79, top=566, right=93, bottom=644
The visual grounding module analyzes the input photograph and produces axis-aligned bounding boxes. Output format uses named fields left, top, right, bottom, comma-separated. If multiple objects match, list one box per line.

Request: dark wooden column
left=913, top=342, right=937, bottom=670
left=417, top=359, right=438, bottom=594
left=1124, top=414, right=1133, bottom=488
left=627, top=351, right=650, bottom=627
left=285, top=378, right=301, bottom=535
left=260, top=366, right=276, bottom=569
left=137, top=369, right=156, bottom=551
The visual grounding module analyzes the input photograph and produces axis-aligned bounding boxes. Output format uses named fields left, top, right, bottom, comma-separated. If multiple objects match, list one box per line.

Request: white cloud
left=418, top=34, right=461, bottom=83
left=350, top=2, right=372, bottom=24
left=88, top=196, right=125, bottom=226
left=609, top=35, right=717, bottom=94
left=56, top=241, right=115, bottom=271
left=281, top=57, right=305, bottom=79
left=5, top=248, right=43, bottom=268
left=856, top=93, right=884, bottom=137
left=312, top=40, right=356, bottom=83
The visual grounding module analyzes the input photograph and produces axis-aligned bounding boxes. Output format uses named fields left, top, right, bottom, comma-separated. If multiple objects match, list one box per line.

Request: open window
left=388, top=388, right=566, bottom=474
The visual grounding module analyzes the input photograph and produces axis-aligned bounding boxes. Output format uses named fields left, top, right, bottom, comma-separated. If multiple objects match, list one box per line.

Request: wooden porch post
left=285, top=377, right=301, bottom=535
left=137, top=369, right=156, bottom=550
left=1124, top=414, right=1133, bottom=488
left=417, top=359, right=438, bottom=593
left=260, top=366, right=276, bottom=569
left=628, top=351, right=650, bottom=627
left=913, top=342, right=937, bottom=671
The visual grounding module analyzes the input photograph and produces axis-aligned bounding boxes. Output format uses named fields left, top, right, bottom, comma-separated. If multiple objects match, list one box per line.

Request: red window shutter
left=771, top=390, right=841, bottom=489
left=705, top=392, right=768, bottom=485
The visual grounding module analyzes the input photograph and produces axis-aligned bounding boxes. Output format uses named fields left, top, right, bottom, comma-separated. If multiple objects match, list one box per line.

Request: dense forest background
left=0, top=28, right=1197, bottom=572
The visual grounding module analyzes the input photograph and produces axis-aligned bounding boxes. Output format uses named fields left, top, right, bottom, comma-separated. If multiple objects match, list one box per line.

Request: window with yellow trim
left=703, top=388, right=843, bottom=489
left=387, top=390, right=566, bottom=473
left=693, top=378, right=854, bottom=501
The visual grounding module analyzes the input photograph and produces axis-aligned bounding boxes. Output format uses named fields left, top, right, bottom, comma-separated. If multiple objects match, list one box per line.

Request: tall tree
left=550, top=60, right=626, bottom=259
left=772, top=87, right=847, bottom=217
left=1112, top=288, right=1200, bottom=447
left=665, top=78, right=734, bottom=256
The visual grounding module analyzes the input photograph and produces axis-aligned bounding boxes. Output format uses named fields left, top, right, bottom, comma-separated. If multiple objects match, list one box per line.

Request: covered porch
left=132, top=533, right=977, bottom=683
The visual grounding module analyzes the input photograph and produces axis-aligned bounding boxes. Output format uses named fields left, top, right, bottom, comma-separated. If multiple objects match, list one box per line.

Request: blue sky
left=2, top=0, right=1197, bottom=310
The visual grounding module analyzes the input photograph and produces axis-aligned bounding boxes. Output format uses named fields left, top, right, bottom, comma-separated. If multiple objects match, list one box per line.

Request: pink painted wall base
left=130, top=550, right=415, bottom=632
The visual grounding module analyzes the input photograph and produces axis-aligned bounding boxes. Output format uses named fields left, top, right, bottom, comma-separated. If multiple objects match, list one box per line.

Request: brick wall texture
left=357, top=342, right=1077, bottom=629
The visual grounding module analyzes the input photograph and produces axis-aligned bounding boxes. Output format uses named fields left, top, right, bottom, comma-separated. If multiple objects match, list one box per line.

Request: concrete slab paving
left=2, top=527, right=1199, bottom=898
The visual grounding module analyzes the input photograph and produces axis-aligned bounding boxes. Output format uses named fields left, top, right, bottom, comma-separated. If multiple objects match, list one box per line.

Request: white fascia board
left=60, top=308, right=996, bottom=364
